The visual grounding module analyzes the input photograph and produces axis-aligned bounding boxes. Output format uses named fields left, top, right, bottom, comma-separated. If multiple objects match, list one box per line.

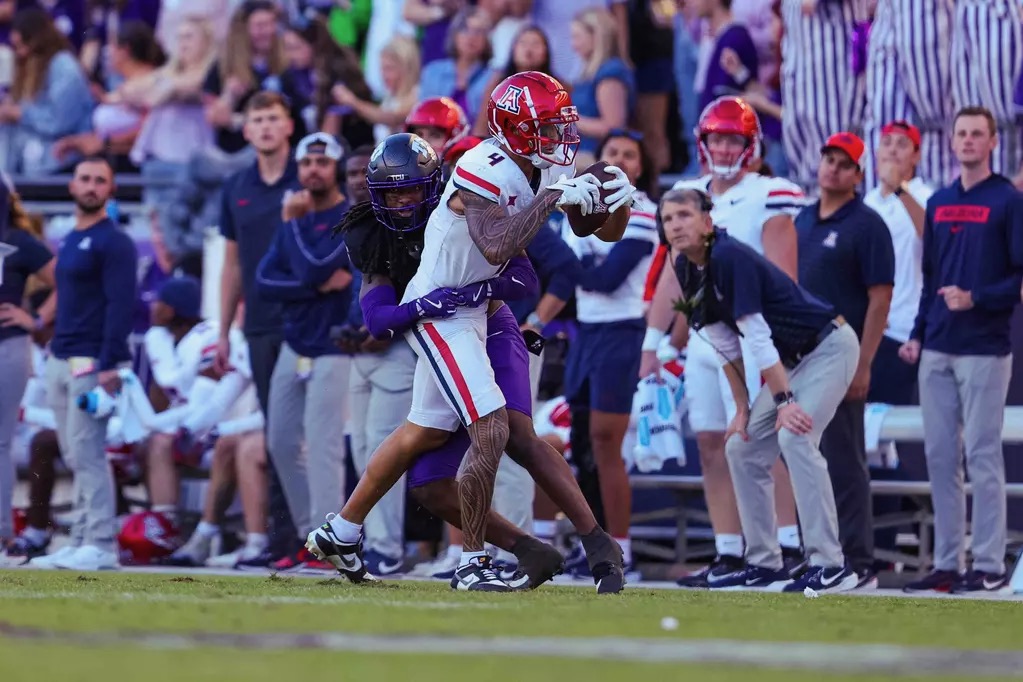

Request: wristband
left=526, top=311, right=543, bottom=328
left=656, top=336, right=680, bottom=364
left=642, top=327, right=665, bottom=352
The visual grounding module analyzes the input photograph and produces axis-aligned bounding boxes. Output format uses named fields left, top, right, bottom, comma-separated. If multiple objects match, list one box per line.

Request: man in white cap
left=255, top=131, right=357, bottom=571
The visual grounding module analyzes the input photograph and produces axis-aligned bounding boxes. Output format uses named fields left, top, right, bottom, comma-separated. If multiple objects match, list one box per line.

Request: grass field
left=0, top=569, right=1021, bottom=681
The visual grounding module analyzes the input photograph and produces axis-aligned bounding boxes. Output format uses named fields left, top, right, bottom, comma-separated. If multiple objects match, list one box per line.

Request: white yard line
left=4, top=562, right=1021, bottom=600
left=0, top=589, right=510, bottom=610
left=0, top=623, right=1021, bottom=677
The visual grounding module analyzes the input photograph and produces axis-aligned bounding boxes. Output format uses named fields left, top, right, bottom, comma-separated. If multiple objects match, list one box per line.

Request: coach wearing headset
left=660, top=186, right=860, bottom=595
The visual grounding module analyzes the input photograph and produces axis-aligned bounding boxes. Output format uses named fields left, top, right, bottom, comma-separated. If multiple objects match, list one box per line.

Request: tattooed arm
left=459, top=188, right=563, bottom=266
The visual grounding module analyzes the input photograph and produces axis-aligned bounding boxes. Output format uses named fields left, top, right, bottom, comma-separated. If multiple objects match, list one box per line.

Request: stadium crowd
left=0, top=0, right=1021, bottom=594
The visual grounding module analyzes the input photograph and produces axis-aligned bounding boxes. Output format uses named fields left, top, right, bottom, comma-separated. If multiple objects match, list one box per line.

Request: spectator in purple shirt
left=693, top=0, right=758, bottom=113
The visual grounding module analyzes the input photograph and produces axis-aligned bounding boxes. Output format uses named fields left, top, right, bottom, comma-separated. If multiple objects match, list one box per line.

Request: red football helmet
left=443, top=134, right=484, bottom=166
left=487, top=71, right=580, bottom=168
left=117, top=510, right=179, bottom=565
left=405, top=97, right=470, bottom=155
left=696, top=96, right=763, bottom=179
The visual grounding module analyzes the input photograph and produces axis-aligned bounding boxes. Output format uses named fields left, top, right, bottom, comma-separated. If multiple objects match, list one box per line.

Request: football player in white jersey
left=643, top=97, right=807, bottom=588
left=140, top=278, right=268, bottom=568
left=400, top=71, right=636, bottom=591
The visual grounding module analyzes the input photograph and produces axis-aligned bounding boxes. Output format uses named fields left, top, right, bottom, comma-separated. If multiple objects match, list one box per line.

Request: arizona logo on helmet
left=495, top=85, right=523, bottom=114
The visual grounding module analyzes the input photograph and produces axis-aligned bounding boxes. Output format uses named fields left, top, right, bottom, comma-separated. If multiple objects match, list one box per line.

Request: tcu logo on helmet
left=495, top=85, right=523, bottom=114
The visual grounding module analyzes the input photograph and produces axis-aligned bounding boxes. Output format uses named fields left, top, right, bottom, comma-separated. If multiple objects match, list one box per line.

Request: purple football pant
left=407, top=304, right=532, bottom=488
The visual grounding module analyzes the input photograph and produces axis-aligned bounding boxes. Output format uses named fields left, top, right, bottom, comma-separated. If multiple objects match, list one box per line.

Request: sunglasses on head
left=608, top=128, right=644, bottom=142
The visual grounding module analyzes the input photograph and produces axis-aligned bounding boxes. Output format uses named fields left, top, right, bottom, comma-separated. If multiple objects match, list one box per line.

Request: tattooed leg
left=460, top=407, right=511, bottom=551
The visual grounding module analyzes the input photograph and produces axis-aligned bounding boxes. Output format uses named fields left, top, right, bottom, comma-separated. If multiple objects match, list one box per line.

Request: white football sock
left=715, top=533, right=745, bottom=558
left=778, top=525, right=801, bottom=549
left=328, top=514, right=363, bottom=543
left=196, top=521, right=219, bottom=538
left=532, top=520, right=557, bottom=540
left=459, top=550, right=488, bottom=568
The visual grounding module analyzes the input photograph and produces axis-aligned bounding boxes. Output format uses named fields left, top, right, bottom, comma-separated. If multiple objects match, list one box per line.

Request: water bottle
left=77, top=387, right=116, bottom=418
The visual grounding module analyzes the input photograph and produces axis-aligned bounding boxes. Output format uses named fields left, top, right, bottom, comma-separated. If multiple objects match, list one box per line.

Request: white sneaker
left=54, top=545, right=119, bottom=571
left=409, top=552, right=459, bottom=578
left=28, top=545, right=78, bottom=569
left=205, top=548, right=243, bottom=568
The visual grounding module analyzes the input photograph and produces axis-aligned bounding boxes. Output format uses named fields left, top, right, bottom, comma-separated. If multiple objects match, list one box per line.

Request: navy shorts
left=564, top=319, right=644, bottom=415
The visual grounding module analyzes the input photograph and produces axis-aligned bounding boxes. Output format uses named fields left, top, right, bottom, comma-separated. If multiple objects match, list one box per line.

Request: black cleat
left=305, top=516, right=379, bottom=584
left=580, top=529, right=626, bottom=594
left=510, top=536, right=564, bottom=590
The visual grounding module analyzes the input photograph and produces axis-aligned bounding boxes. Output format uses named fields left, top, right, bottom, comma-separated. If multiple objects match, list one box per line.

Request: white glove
left=548, top=173, right=601, bottom=216
left=602, top=164, right=637, bottom=213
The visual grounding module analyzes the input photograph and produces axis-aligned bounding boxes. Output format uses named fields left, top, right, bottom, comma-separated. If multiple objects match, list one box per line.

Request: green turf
left=0, top=641, right=1002, bottom=682
left=0, top=570, right=1020, bottom=681
left=0, top=570, right=1020, bottom=649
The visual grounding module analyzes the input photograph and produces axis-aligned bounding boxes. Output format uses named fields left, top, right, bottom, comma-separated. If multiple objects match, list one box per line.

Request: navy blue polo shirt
left=0, top=228, right=53, bottom=343
left=912, top=174, right=1023, bottom=356
left=50, top=218, right=138, bottom=370
left=796, top=195, right=895, bottom=339
left=220, top=159, right=300, bottom=337
left=704, top=229, right=836, bottom=361
left=255, top=202, right=354, bottom=357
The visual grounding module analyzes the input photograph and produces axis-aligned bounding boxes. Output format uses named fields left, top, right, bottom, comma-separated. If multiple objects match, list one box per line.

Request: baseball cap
left=157, top=276, right=202, bottom=319
left=881, top=120, right=922, bottom=148
left=296, top=132, right=344, bottom=161
left=821, top=132, right=865, bottom=166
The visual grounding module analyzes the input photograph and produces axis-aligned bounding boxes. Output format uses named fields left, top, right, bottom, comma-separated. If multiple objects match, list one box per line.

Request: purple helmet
left=367, top=132, right=442, bottom=233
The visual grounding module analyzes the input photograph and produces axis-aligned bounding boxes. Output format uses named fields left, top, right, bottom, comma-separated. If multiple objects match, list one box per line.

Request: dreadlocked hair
left=332, top=200, right=425, bottom=290
left=332, top=200, right=375, bottom=238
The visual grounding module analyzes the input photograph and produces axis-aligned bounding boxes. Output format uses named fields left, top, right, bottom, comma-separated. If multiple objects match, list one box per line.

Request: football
left=565, top=161, right=619, bottom=237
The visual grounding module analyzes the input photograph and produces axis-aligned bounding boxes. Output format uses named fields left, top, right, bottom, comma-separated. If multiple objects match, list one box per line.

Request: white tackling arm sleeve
left=181, top=371, right=249, bottom=436
left=735, top=313, right=782, bottom=371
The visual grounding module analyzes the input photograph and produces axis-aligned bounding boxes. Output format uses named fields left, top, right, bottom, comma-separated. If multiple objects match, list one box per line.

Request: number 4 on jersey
left=488, top=153, right=504, bottom=167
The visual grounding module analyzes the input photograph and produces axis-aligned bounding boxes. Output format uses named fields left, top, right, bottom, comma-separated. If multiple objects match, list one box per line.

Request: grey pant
left=348, top=341, right=417, bottom=559
left=45, top=356, right=117, bottom=551
left=267, top=343, right=350, bottom=536
left=727, top=324, right=858, bottom=570
left=0, top=335, right=32, bottom=538
left=919, top=350, right=1012, bottom=574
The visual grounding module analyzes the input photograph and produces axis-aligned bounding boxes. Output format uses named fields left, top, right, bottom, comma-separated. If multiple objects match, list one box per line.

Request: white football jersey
left=672, top=173, right=806, bottom=253
left=403, top=137, right=574, bottom=315
left=145, top=320, right=220, bottom=403
left=563, top=191, right=660, bottom=323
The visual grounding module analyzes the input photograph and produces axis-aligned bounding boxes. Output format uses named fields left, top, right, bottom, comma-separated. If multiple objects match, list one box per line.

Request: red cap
left=881, top=120, right=922, bottom=148
left=821, top=132, right=865, bottom=166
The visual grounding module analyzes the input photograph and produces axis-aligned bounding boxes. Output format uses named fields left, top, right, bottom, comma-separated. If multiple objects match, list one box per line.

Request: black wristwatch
left=773, top=390, right=796, bottom=407
left=893, top=185, right=906, bottom=198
